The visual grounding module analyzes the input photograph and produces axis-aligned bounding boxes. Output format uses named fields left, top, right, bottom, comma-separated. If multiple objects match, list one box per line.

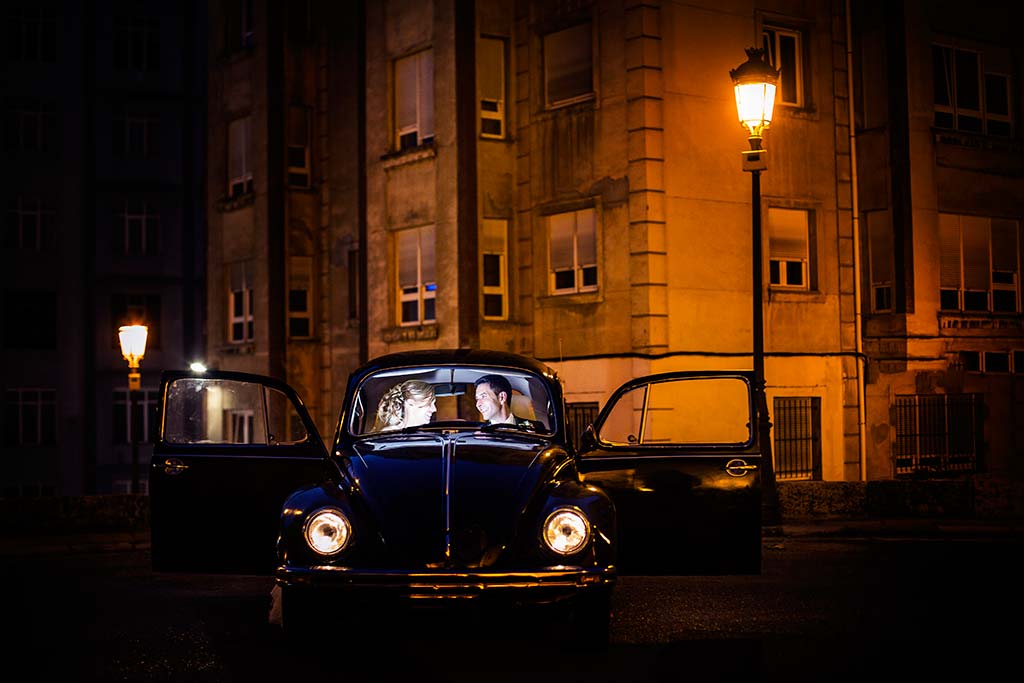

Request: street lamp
left=730, top=48, right=781, bottom=528
left=118, top=324, right=148, bottom=494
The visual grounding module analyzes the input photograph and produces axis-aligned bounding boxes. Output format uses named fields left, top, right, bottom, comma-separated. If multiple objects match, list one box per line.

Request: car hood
left=346, top=432, right=567, bottom=568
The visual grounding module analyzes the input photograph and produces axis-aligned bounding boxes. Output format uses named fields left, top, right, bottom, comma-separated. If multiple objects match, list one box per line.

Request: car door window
left=596, top=377, right=752, bottom=446
left=163, top=378, right=272, bottom=444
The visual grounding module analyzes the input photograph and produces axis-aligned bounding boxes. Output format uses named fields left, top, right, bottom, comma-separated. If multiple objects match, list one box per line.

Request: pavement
left=0, top=518, right=1021, bottom=558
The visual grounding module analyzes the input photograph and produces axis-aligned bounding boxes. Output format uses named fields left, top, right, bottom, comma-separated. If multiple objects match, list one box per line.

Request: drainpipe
left=846, top=0, right=868, bottom=481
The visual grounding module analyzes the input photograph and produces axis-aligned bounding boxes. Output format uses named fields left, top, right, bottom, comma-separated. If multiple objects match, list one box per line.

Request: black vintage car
left=150, top=349, right=763, bottom=644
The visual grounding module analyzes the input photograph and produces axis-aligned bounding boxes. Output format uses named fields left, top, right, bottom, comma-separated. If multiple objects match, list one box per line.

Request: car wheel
left=567, top=589, right=612, bottom=650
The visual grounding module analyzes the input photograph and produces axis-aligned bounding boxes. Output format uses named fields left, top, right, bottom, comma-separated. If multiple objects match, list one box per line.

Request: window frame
left=396, top=225, right=436, bottom=327
left=113, top=14, right=160, bottom=72
left=939, top=213, right=1020, bottom=314
left=117, top=199, right=159, bottom=257
left=932, top=42, right=1014, bottom=137
left=481, top=218, right=508, bottom=320
left=288, top=256, right=313, bottom=339
left=478, top=36, right=506, bottom=139
left=6, top=196, right=55, bottom=251
left=112, top=387, right=160, bottom=444
left=761, top=22, right=806, bottom=109
left=4, top=388, right=56, bottom=446
left=227, top=116, right=253, bottom=199
left=228, top=262, right=255, bottom=344
left=393, top=49, right=435, bottom=151
left=543, top=21, right=595, bottom=109
left=287, top=105, right=311, bottom=189
left=548, top=207, right=598, bottom=295
left=767, top=206, right=814, bottom=292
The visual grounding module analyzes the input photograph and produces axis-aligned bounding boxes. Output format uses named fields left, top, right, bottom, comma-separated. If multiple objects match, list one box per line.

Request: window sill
left=219, top=343, right=256, bottom=355
left=938, top=311, right=1024, bottom=335
left=381, top=142, right=436, bottom=170
left=215, top=192, right=255, bottom=212
left=381, top=324, right=439, bottom=343
left=538, top=290, right=603, bottom=307
left=767, top=288, right=824, bottom=304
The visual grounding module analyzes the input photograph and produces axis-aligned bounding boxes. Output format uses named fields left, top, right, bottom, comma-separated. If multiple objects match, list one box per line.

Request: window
left=481, top=219, right=508, bottom=319
left=227, top=116, right=253, bottom=198
left=229, top=261, right=255, bottom=343
left=397, top=225, right=436, bottom=326
left=939, top=214, right=1019, bottom=313
left=893, top=394, right=981, bottom=476
left=288, top=256, right=313, bottom=339
left=985, top=351, right=1010, bottom=373
left=959, top=350, right=981, bottom=372
left=478, top=37, right=505, bottom=138
left=762, top=25, right=804, bottom=108
left=867, top=211, right=894, bottom=312
left=394, top=49, right=434, bottom=151
left=225, top=0, right=254, bottom=51
left=5, top=196, right=54, bottom=250
left=5, top=98, right=56, bottom=153
left=112, top=388, right=159, bottom=444
left=767, top=207, right=810, bottom=290
left=4, top=388, right=56, bottom=445
left=544, top=23, right=593, bottom=107
left=227, top=410, right=255, bottom=443
left=116, top=200, right=159, bottom=256
left=114, top=14, right=159, bottom=72
left=3, top=289, right=56, bottom=349
left=565, top=401, right=598, bottom=450
left=1015, top=351, right=1024, bottom=374
left=113, top=108, right=159, bottom=158
left=933, top=44, right=1012, bottom=137
left=287, top=105, right=311, bottom=188
left=773, top=397, right=821, bottom=481
left=111, top=293, right=161, bottom=350
left=7, top=6, right=56, bottom=62
left=549, top=207, right=597, bottom=294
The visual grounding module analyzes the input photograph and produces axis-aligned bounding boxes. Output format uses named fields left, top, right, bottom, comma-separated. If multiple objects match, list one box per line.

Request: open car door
left=150, top=371, right=327, bottom=574
left=578, top=371, right=762, bottom=575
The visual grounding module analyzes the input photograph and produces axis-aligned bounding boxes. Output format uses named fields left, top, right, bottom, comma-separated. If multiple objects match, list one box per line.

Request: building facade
left=1, top=1, right=207, bottom=495
left=204, top=0, right=1023, bottom=482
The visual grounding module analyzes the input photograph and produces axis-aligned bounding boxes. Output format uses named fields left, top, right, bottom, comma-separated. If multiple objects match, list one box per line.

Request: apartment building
left=1, top=1, right=207, bottom=495
left=204, top=0, right=1023, bottom=482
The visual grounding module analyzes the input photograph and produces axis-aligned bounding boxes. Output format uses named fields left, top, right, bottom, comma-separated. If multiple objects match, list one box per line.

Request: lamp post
left=730, top=48, right=781, bottom=528
left=118, top=324, right=148, bottom=494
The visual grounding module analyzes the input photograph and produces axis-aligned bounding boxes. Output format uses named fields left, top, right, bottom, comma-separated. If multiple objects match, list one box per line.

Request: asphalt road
left=4, top=531, right=1021, bottom=682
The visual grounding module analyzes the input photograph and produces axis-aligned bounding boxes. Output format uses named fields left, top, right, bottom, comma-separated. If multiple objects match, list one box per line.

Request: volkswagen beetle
left=150, top=349, right=764, bottom=645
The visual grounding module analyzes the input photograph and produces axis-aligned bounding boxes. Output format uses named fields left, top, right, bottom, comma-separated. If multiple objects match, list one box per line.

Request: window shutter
left=867, top=211, right=893, bottom=284
left=961, top=216, right=989, bottom=290
left=576, top=208, right=596, bottom=265
left=549, top=212, right=574, bottom=271
left=938, top=213, right=961, bottom=288
left=419, top=50, right=434, bottom=140
left=768, top=208, right=808, bottom=260
left=991, top=219, right=1017, bottom=273
left=397, top=229, right=418, bottom=290
left=420, top=225, right=435, bottom=285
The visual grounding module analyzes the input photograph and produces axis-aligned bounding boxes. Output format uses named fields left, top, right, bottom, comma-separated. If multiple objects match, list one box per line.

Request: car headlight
left=303, top=508, right=351, bottom=556
left=542, top=507, right=590, bottom=555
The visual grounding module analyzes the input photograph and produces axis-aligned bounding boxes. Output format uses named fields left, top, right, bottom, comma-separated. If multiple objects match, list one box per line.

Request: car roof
left=353, top=348, right=559, bottom=381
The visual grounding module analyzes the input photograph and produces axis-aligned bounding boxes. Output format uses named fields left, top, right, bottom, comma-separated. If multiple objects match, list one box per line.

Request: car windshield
left=348, top=365, right=556, bottom=436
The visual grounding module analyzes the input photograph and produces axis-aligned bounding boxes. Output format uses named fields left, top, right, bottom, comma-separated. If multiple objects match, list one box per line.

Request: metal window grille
left=772, top=397, right=822, bottom=481
left=893, top=394, right=981, bottom=476
left=566, top=402, right=599, bottom=451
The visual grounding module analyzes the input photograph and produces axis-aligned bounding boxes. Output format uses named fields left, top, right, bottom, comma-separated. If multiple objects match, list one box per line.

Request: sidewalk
left=1, top=519, right=1021, bottom=557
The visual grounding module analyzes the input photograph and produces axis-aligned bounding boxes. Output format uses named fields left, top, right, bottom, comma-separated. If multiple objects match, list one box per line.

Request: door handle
left=725, top=459, right=757, bottom=477
left=162, top=458, right=189, bottom=476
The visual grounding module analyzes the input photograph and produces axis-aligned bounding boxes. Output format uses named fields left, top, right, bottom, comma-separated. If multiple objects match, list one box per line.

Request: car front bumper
left=276, top=565, right=616, bottom=604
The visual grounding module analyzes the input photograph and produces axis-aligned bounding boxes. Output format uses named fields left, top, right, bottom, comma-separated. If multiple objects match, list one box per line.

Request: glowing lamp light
left=118, top=325, right=148, bottom=369
left=190, top=361, right=208, bottom=373
left=729, top=47, right=779, bottom=138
